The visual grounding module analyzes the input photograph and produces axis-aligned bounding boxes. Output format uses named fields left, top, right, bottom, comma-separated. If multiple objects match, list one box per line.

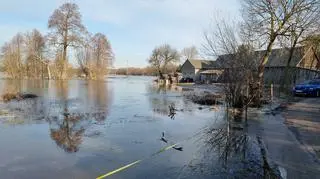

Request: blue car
left=293, top=79, right=320, bottom=97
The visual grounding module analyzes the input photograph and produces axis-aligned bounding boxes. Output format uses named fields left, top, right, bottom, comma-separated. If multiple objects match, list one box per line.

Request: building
left=217, top=47, right=320, bottom=85
left=180, top=59, right=222, bottom=82
left=180, top=47, right=320, bottom=84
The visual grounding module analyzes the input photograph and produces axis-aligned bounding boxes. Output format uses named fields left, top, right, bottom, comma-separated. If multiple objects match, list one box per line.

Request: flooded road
left=0, top=77, right=225, bottom=179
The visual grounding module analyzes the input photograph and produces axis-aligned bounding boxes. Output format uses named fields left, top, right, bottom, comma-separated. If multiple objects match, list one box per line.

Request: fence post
left=271, top=83, right=274, bottom=102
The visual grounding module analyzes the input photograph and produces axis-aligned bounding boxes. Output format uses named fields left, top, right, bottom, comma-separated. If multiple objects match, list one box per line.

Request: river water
left=0, top=76, right=269, bottom=179
left=0, top=77, right=222, bottom=178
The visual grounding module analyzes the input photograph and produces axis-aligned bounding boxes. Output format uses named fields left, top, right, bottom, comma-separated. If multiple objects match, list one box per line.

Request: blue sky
left=0, top=0, right=240, bottom=68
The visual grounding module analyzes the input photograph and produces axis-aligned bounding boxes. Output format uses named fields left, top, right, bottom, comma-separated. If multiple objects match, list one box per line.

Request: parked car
left=292, top=79, right=320, bottom=97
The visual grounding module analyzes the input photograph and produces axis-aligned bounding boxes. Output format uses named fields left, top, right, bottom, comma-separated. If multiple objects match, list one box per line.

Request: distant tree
left=76, top=33, right=114, bottom=80
left=148, top=44, right=180, bottom=79
left=48, top=2, right=86, bottom=79
left=181, top=46, right=198, bottom=61
left=91, top=33, right=114, bottom=79
left=25, top=29, right=47, bottom=79
left=1, top=33, right=24, bottom=78
left=76, top=34, right=93, bottom=79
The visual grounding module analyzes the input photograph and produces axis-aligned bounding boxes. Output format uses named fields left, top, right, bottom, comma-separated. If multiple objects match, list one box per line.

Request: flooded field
left=0, top=77, right=269, bottom=179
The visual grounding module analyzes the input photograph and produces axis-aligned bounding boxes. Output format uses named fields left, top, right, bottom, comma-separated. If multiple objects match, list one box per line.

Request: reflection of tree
left=146, top=85, right=175, bottom=116
left=49, top=80, right=83, bottom=153
left=87, top=80, right=109, bottom=108
left=202, top=112, right=279, bottom=178
left=49, top=80, right=112, bottom=153
left=54, top=80, right=69, bottom=100
left=49, top=80, right=85, bottom=153
left=50, top=109, right=85, bottom=153
left=204, top=122, right=248, bottom=166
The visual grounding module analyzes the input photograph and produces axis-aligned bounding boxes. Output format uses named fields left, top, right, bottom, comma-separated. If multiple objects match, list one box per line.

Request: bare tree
left=241, top=0, right=320, bottom=101
left=25, top=29, right=47, bottom=78
left=181, top=46, right=198, bottom=61
left=148, top=44, right=180, bottom=79
left=302, top=34, right=320, bottom=70
left=279, top=0, right=320, bottom=89
left=1, top=33, right=24, bottom=79
left=91, top=33, right=114, bottom=79
left=76, top=36, right=92, bottom=79
left=76, top=33, right=114, bottom=80
left=48, top=2, right=86, bottom=79
left=203, top=18, right=257, bottom=108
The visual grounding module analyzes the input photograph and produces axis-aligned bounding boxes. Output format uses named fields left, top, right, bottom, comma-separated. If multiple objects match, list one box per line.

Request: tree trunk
left=283, top=45, right=297, bottom=90
left=47, top=64, right=51, bottom=80
left=61, top=45, right=68, bottom=80
left=158, top=70, right=164, bottom=79
left=256, top=39, right=275, bottom=105
left=61, top=28, right=68, bottom=80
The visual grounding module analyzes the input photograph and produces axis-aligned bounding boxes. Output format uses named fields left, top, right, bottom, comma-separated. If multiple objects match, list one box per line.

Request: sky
left=0, top=0, right=240, bottom=68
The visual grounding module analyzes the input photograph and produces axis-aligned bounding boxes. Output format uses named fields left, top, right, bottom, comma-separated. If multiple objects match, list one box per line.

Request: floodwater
left=0, top=77, right=268, bottom=179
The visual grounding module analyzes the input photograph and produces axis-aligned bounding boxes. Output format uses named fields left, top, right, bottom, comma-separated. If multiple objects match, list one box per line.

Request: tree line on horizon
left=0, top=3, right=114, bottom=80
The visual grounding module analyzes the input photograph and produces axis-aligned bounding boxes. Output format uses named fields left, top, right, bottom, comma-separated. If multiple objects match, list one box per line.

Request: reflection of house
left=180, top=59, right=222, bottom=82
left=181, top=47, right=320, bottom=84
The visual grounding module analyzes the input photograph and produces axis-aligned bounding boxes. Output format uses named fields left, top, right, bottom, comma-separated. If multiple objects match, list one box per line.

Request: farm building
left=180, top=46, right=319, bottom=84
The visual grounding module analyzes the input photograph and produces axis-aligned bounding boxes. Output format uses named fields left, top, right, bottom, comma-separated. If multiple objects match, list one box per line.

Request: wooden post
left=271, top=83, right=274, bottom=102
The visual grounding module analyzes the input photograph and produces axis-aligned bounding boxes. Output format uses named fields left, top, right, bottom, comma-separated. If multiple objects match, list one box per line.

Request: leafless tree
left=25, top=29, right=47, bottom=79
left=241, top=0, right=320, bottom=101
left=181, top=46, right=199, bottom=61
left=303, top=34, right=320, bottom=70
left=277, top=0, right=320, bottom=89
left=203, top=18, right=257, bottom=108
left=76, top=33, right=114, bottom=80
left=48, top=2, right=86, bottom=79
left=91, top=33, right=114, bottom=79
left=76, top=37, right=92, bottom=79
left=148, top=44, right=180, bottom=79
left=1, top=33, right=24, bottom=79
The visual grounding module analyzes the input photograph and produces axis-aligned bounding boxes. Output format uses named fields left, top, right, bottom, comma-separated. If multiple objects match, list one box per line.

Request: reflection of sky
left=0, top=76, right=222, bottom=179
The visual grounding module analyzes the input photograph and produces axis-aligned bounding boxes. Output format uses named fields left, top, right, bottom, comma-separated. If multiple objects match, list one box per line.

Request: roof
left=216, top=47, right=305, bottom=68
left=188, top=59, right=217, bottom=69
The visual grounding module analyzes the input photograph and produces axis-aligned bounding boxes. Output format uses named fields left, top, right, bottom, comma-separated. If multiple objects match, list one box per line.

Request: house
left=180, top=59, right=222, bottom=82
left=216, top=46, right=320, bottom=84
left=181, top=46, right=320, bottom=84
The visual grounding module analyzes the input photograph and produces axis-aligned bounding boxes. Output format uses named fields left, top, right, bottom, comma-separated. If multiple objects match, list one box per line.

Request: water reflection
left=199, top=111, right=279, bottom=178
left=50, top=110, right=85, bottom=153
left=0, top=79, right=113, bottom=153
left=146, top=85, right=193, bottom=116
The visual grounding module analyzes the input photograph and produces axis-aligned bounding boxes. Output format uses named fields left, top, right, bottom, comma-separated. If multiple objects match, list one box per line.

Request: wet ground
left=0, top=77, right=275, bottom=179
left=284, top=97, right=320, bottom=159
left=248, top=97, right=320, bottom=179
